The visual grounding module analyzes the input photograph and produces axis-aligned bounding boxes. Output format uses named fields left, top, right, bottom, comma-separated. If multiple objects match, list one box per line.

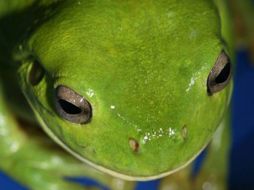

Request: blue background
left=0, top=51, right=254, bottom=189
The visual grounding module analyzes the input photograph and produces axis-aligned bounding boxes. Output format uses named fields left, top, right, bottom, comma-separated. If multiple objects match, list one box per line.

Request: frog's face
left=17, top=0, right=233, bottom=180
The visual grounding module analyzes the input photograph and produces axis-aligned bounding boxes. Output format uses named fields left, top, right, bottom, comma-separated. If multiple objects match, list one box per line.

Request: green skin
left=0, top=0, right=247, bottom=189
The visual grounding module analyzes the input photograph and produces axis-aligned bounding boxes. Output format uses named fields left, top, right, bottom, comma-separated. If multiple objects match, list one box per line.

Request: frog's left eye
left=55, top=85, right=92, bottom=124
left=207, top=51, right=232, bottom=95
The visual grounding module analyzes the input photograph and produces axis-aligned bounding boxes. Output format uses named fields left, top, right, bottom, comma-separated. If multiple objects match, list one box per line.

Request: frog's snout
left=55, top=85, right=92, bottom=124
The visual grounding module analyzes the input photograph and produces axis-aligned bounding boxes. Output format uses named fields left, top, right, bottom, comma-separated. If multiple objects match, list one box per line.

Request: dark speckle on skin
left=129, top=138, right=139, bottom=152
left=78, top=144, right=87, bottom=149
left=181, top=125, right=188, bottom=140
left=74, top=144, right=97, bottom=155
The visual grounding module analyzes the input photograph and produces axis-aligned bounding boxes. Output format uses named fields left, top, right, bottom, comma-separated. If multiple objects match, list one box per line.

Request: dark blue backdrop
left=0, top=51, right=253, bottom=190
left=229, top=50, right=254, bottom=190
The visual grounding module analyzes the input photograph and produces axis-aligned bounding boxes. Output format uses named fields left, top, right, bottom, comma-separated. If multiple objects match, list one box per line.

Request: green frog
left=0, top=0, right=253, bottom=189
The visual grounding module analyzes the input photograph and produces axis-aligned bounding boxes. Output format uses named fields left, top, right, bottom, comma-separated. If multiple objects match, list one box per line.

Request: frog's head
left=16, top=0, right=233, bottom=180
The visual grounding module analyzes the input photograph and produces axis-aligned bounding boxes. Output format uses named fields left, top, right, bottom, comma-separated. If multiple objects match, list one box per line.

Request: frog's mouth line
left=27, top=100, right=215, bottom=181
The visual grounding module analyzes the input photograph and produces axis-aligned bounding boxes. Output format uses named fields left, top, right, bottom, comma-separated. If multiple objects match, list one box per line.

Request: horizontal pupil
left=58, top=99, right=82, bottom=114
left=215, top=62, right=230, bottom=84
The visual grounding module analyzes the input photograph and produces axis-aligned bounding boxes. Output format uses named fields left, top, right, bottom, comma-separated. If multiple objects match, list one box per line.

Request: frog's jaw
left=16, top=70, right=214, bottom=181
left=28, top=102, right=211, bottom=181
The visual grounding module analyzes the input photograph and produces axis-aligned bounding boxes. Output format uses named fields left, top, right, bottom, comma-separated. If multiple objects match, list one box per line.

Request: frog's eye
left=207, top=51, right=232, bottom=95
left=55, top=85, right=92, bottom=124
left=29, top=59, right=45, bottom=86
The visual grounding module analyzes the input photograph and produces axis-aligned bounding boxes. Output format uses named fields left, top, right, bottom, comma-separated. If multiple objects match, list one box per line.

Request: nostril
left=58, top=99, right=82, bottom=114
left=55, top=85, right=92, bottom=124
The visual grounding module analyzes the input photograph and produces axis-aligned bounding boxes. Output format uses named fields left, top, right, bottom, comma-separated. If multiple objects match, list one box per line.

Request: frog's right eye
left=29, top=59, right=45, bottom=86
left=55, top=85, right=92, bottom=124
left=207, top=51, right=232, bottom=95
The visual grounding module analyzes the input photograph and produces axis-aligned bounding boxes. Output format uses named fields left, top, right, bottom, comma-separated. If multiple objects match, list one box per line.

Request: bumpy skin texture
left=15, top=0, right=233, bottom=179
left=0, top=0, right=234, bottom=187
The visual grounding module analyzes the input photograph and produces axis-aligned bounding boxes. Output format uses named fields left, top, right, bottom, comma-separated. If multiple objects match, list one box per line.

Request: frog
left=0, top=0, right=253, bottom=189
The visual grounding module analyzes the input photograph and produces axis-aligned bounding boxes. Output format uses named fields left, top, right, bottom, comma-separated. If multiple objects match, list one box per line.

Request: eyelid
left=55, top=85, right=93, bottom=124
left=207, top=51, right=232, bottom=95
